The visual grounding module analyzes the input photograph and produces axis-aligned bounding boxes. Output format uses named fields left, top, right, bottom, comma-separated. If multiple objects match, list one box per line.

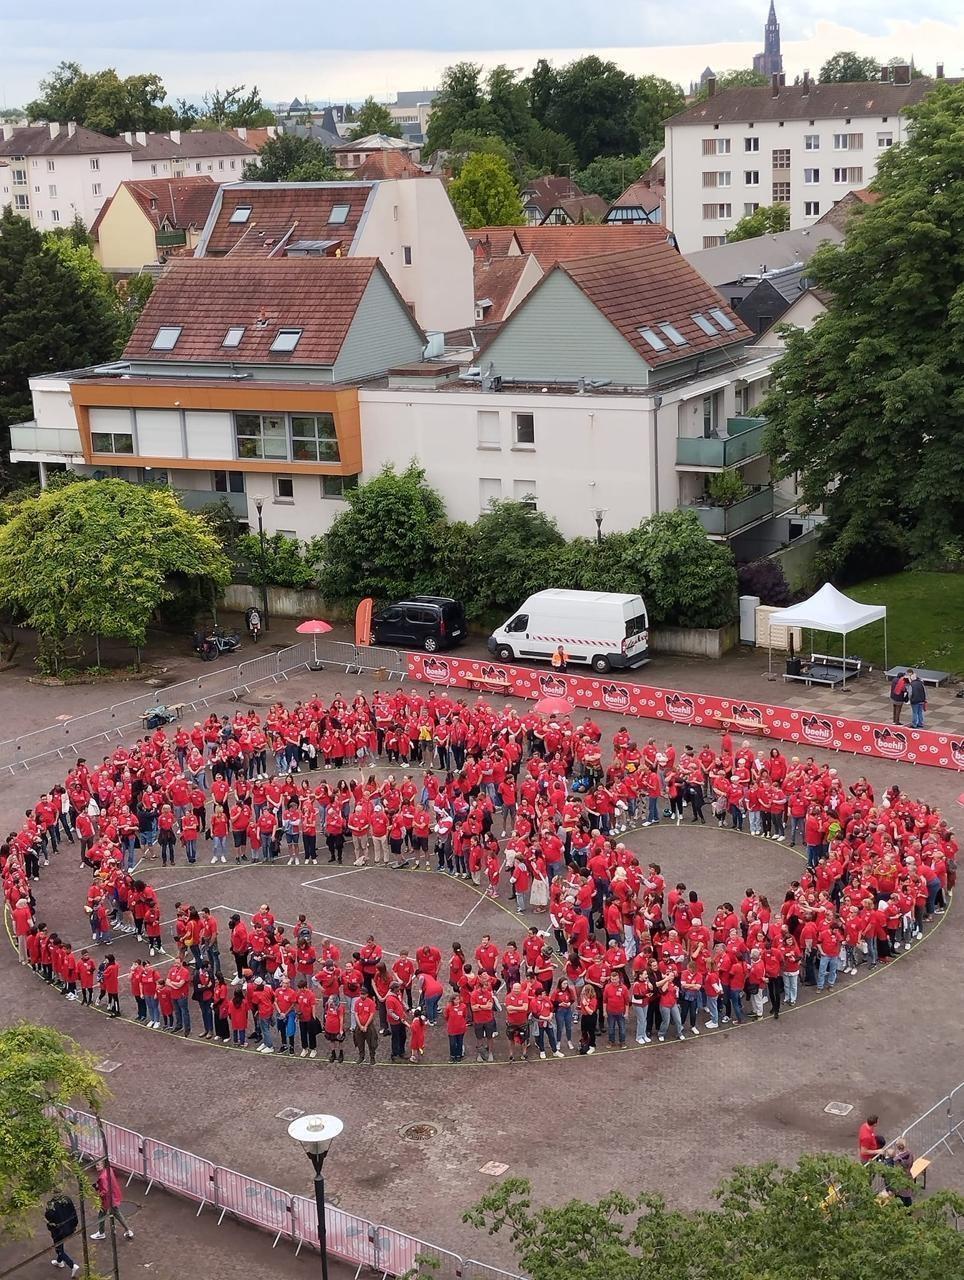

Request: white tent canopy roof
left=769, top=583, right=886, bottom=636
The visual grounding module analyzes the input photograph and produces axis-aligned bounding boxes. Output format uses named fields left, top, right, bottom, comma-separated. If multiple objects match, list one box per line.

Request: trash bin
left=785, top=657, right=802, bottom=677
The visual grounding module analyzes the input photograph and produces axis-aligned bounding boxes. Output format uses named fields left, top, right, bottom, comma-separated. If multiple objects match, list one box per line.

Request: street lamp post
left=592, top=507, right=607, bottom=544
left=253, top=496, right=270, bottom=632
left=288, top=1114, right=343, bottom=1280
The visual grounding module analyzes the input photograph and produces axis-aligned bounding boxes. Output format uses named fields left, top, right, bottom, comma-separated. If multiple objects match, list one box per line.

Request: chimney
left=1, top=124, right=13, bottom=141
left=122, top=131, right=133, bottom=144
left=236, top=126, right=247, bottom=140
left=169, top=129, right=181, bottom=144
left=778, top=72, right=786, bottom=86
left=937, top=63, right=945, bottom=79
left=771, top=73, right=780, bottom=97
left=802, top=69, right=810, bottom=95
left=879, top=65, right=891, bottom=82
left=48, top=122, right=61, bottom=139
left=893, top=63, right=911, bottom=85
left=706, top=76, right=717, bottom=98
left=135, top=130, right=147, bottom=146
left=67, top=121, right=76, bottom=137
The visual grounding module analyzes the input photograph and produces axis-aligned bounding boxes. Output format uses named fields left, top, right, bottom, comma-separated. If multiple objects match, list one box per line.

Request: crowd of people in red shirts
left=3, top=689, right=956, bottom=1065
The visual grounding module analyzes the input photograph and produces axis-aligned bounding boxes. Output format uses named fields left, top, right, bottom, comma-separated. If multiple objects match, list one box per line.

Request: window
left=744, top=136, right=759, bottom=152
left=46, top=160, right=55, bottom=172
left=804, top=134, right=820, bottom=150
left=701, top=203, right=731, bottom=220
left=805, top=200, right=820, bottom=216
left=90, top=158, right=100, bottom=171
left=92, top=183, right=101, bottom=196
left=151, top=164, right=158, bottom=176
left=804, top=168, right=820, bottom=184
left=877, top=132, right=893, bottom=147
left=218, top=160, right=224, bottom=170
left=513, top=412, right=535, bottom=445
left=230, top=160, right=236, bottom=169
left=151, top=325, right=182, bottom=350
left=772, top=181, right=791, bottom=203
left=48, top=184, right=57, bottom=198
left=771, top=148, right=790, bottom=168
left=393, top=204, right=399, bottom=222
left=402, top=245, right=413, bottom=266
left=12, top=167, right=27, bottom=185
left=222, top=326, right=246, bottom=348
left=35, top=209, right=43, bottom=220
left=702, top=393, right=718, bottom=437
left=702, top=171, right=718, bottom=188
left=479, top=477, right=502, bottom=511
left=276, top=529, right=297, bottom=540
left=513, top=480, right=537, bottom=509
left=744, top=170, right=759, bottom=186
left=229, top=205, right=252, bottom=224
left=833, top=167, right=863, bottom=184
left=50, top=209, right=61, bottom=223
left=13, top=194, right=28, bottom=210
left=744, top=201, right=760, bottom=215
left=638, top=326, right=667, bottom=351
left=291, top=414, right=339, bottom=461
left=328, top=204, right=350, bottom=225
left=702, top=138, right=730, bottom=155
left=716, top=171, right=731, bottom=188
left=702, top=235, right=726, bottom=248
left=270, top=328, right=302, bottom=352
left=708, top=307, right=736, bottom=332
left=833, top=132, right=863, bottom=150
left=212, top=470, right=245, bottom=494
left=504, top=611, right=528, bottom=633
left=235, top=413, right=287, bottom=460
left=658, top=322, right=687, bottom=347
left=321, top=474, right=358, bottom=498
left=274, top=475, right=295, bottom=501
left=91, top=430, right=133, bottom=454
left=477, top=410, right=501, bottom=448
left=692, top=313, right=719, bottom=337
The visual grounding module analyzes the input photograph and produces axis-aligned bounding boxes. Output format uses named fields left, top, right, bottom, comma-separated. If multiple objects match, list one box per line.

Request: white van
left=487, top=589, right=649, bottom=673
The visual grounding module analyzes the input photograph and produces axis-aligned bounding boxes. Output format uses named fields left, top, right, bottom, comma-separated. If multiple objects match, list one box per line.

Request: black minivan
left=372, top=596, right=466, bottom=652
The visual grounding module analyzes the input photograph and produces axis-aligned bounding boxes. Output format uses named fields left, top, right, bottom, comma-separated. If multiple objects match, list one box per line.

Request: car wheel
left=423, top=636, right=439, bottom=652
left=496, top=645, right=514, bottom=662
left=591, top=655, right=611, bottom=673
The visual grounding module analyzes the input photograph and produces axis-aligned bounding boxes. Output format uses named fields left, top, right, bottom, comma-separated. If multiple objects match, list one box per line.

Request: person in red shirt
left=101, top=955, right=120, bottom=1018
left=408, top=1009, right=428, bottom=1063
left=353, top=992, right=378, bottom=1064
left=857, top=1114, right=883, bottom=1163
left=443, top=995, right=468, bottom=1062
left=385, top=983, right=409, bottom=1061
left=603, top=977, right=630, bottom=1046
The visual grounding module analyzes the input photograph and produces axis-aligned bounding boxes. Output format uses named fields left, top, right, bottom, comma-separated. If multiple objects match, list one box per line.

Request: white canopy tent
left=767, top=583, right=887, bottom=683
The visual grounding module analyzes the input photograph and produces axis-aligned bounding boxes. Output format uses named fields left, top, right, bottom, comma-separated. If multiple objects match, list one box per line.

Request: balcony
left=676, top=416, right=766, bottom=469
left=156, top=229, right=187, bottom=248
left=8, top=421, right=83, bottom=458
left=691, top=485, right=776, bottom=536
left=176, top=488, right=247, bottom=519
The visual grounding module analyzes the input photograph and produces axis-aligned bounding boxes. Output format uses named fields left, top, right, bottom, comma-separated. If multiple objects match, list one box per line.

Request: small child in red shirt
left=408, top=1008, right=428, bottom=1063
left=484, top=852, right=501, bottom=899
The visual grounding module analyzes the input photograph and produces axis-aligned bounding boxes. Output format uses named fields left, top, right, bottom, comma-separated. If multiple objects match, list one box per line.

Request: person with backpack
left=889, top=671, right=909, bottom=724
left=45, top=1193, right=80, bottom=1274
left=906, top=670, right=927, bottom=729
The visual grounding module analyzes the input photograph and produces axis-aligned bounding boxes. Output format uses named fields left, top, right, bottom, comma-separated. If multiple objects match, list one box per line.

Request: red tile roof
left=90, top=176, right=218, bottom=241
left=515, top=224, right=671, bottom=269
left=522, top=175, right=584, bottom=217
left=123, top=256, right=397, bottom=366
left=474, top=254, right=539, bottom=323
left=467, top=228, right=523, bottom=259
left=197, top=182, right=376, bottom=257
left=611, top=178, right=664, bottom=210
left=352, top=150, right=427, bottom=180
left=551, top=243, right=753, bottom=366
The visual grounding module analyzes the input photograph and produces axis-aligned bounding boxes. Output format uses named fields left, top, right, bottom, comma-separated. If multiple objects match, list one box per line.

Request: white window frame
left=744, top=137, right=759, bottom=152
left=273, top=475, right=295, bottom=502
left=804, top=134, right=820, bottom=151
left=744, top=170, right=759, bottom=187
left=804, top=168, right=819, bottom=185
left=513, top=411, right=535, bottom=447
left=804, top=201, right=820, bottom=217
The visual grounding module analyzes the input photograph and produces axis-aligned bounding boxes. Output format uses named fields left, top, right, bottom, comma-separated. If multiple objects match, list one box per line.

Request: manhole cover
left=479, top=1161, right=509, bottom=1176
left=95, top=1060, right=121, bottom=1074
left=399, top=1123, right=437, bottom=1142
left=276, top=1107, right=304, bottom=1122
left=824, top=1101, right=854, bottom=1116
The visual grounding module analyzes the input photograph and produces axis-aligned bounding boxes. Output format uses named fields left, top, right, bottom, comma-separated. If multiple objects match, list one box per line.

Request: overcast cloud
left=1, top=2, right=960, bottom=106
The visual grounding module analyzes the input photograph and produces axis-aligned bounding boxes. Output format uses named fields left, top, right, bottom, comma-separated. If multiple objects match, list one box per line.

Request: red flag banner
left=355, top=597, right=373, bottom=647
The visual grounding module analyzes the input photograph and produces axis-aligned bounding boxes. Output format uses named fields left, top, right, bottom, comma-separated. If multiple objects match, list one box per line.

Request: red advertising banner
left=354, top=597, right=373, bottom=648
left=406, top=654, right=963, bottom=773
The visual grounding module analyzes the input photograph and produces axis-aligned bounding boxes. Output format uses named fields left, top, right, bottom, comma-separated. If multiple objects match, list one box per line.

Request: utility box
left=739, top=595, right=760, bottom=644
left=755, top=604, right=802, bottom=651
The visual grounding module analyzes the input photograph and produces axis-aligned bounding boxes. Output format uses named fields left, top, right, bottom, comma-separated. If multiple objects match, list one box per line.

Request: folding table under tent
left=766, top=582, right=887, bottom=685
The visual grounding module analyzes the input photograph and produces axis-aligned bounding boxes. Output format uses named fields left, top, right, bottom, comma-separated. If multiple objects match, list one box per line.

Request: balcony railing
left=691, top=485, right=776, bottom=536
left=676, top=417, right=766, bottom=468
left=176, top=488, right=247, bottom=518
left=156, top=229, right=187, bottom=248
left=8, top=422, right=83, bottom=455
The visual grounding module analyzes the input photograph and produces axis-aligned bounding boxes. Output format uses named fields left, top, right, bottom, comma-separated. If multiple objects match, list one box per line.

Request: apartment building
left=384, top=91, right=437, bottom=144
left=664, top=68, right=940, bottom=252
left=126, top=129, right=258, bottom=180
left=0, top=123, right=132, bottom=230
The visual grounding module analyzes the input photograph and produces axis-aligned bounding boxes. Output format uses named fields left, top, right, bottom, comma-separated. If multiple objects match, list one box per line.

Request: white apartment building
left=664, top=68, right=940, bottom=252
left=126, top=129, right=258, bottom=180
left=0, top=123, right=133, bottom=230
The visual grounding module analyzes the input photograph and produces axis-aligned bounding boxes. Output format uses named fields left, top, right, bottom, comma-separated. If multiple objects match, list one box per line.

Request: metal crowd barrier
left=350, top=645, right=408, bottom=682
left=58, top=1109, right=520, bottom=1280
left=898, top=1080, right=964, bottom=1160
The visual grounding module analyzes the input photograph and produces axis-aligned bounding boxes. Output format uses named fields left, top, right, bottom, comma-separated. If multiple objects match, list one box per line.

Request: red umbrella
left=534, top=694, right=575, bottom=717
left=296, top=618, right=333, bottom=666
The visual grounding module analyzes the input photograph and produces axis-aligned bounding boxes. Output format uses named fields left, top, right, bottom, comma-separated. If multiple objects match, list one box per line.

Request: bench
left=468, top=674, right=511, bottom=695
left=885, top=666, right=950, bottom=688
left=716, top=713, right=771, bottom=737
left=910, top=1156, right=931, bottom=1188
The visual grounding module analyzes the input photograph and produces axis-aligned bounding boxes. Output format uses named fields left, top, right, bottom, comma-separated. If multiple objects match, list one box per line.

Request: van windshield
left=625, top=611, right=648, bottom=637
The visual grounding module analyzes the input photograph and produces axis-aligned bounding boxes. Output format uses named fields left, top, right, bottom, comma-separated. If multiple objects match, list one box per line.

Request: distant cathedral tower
left=752, top=1, right=784, bottom=78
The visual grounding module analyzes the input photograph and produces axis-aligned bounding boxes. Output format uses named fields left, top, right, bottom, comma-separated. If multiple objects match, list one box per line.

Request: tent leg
left=884, top=619, right=888, bottom=673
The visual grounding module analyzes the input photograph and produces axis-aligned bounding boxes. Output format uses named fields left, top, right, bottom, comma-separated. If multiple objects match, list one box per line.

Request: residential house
left=467, top=223, right=675, bottom=271
left=126, top=130, right=258, bottom=181
left=275, top=113, right=345, bottom=151
left=332, top=134, right=420, bottom=170
left=539, top=194, right=609, bottom=225
left=361, top=242, right=795, bottom=554
left=605, top=158, right=666, bottom=224
left=755, top=286, right=829, bottom=345
left=719, top=264, right=814, bottom=336
left=473, top=252, right=543, bottom=325
left=90, top=176, right=219, bottom=274
left=194, top=179, right=474, bottom=333
left=521, top=175, right=586, bottom=225
left=0, top=122, right=132, bottom=230
left=9, top=256, right=426, bottom=540
left=664, top=65, right=944, bottom=251
left=815, top=185, right=880, bottom=231
left=351, top=150, right=428, bottom=181
left=384, top=91, right=438, bottom=144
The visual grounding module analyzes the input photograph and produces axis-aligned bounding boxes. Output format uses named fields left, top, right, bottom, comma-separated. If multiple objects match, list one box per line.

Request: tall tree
left=425, top=63, right=496, bottom=155
left=633, top=75, right=685, bottom=150
left=448, top=153, right=525, bottom=228
left=727, top=202, right=791, bottom=241
left=542, top=56, right=641, bottom=166
left=198, top=84, right=275, bottom=128
left=695, top=68, right=768, bottom=99
left=819, top=51, right=883, bottom=83
left=574, top=153, right=657, bottom=202
left=347, top=96, right=401, bottom=140
left=762, top=80, right=964, bottom=576
left=244, top=133, right=339, bottom=181
left=26, top=60, right=179, bottom=134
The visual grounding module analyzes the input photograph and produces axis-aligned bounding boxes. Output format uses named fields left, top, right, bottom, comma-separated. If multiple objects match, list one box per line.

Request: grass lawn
left=807, top=572, right=964, bottom=677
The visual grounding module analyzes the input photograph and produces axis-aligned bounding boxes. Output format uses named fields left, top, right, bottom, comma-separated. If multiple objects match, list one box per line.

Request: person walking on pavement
left=889, top=670, right=909, bottom=724
left=906, top=670, right=927, bottom=729
left=89, top=1163, right=134, bottom=1241
left=45, top=1193, right=80, bottom=1274
left=551, top=645, right=568, bottom=674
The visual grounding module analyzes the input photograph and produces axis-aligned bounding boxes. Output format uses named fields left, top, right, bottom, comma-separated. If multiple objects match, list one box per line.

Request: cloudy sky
left=1, top=2, right=960, bottom=107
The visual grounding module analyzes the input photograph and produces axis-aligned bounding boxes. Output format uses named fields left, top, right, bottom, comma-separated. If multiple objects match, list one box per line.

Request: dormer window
left=151, top=326, right=182, bottom=350
left=229, top=205, right=252, bottom=224
left=270, top=328, right=303, bottom=353
left=222, top=326, right=246, bottom=348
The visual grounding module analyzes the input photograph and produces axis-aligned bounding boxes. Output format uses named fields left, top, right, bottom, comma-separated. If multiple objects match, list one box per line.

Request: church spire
left=753, top=1, right=784, bottom=78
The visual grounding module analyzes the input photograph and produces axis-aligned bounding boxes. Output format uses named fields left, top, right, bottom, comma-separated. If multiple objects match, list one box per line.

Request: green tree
left=42, top=232, right=122, bottom=351
left=574, top=153, right=656, bottom=202
left=464, top=1159, right=964, bottom=1280
left=761, top=80, right=964, bottom=574
left=347, top=96, right=401, bottom=140
left=696, top=68, right=768, bottom=99
left=197, top=84, right=274, bottom=128
left=449, top=154, right=525, bottom=228
left=0, top=1022, right=106, bottom=1234
left=633, top=75, right=685, bottom=150
left=26, top=60, right=179, bottom=134
left=613, top=511, right=737, bottom=628
left=445, top=129, right=521, bottom=178
left=235, top=531, right=320, bottom=589
left=319, top=463, right=447, bottom=603
left=468, top=501, right=566, bottom=616
left=542, top=56, right=641, bottom=166
left=819, top=51, right=884, bottom=83
left=115, top=272, right=155, bottom=345
left=727, top=202, right=791, bottom=241
left=244, top=133, right=339, bottom=181
left=425, top=62, right=496, bottom=155
left=0, top=478, right=231, bottom=666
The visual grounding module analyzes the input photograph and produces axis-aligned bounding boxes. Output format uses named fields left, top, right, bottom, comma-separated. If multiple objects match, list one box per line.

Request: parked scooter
left=245, top=606, right=263, bottom=643
left=193, top=626, right=241, bottom=661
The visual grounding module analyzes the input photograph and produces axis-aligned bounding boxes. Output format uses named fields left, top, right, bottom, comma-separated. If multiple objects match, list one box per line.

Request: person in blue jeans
left=907, top=671, right=927, bottom=729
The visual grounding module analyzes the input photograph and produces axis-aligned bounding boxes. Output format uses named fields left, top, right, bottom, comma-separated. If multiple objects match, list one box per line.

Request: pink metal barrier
left=143, top=1137, right=215, bottom=1212
left=292, top=1196, right=379, bottom=1273
left=101, top=1121, right=145, bottom=1182
left=215, top=1167, right=292, bottom=1246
